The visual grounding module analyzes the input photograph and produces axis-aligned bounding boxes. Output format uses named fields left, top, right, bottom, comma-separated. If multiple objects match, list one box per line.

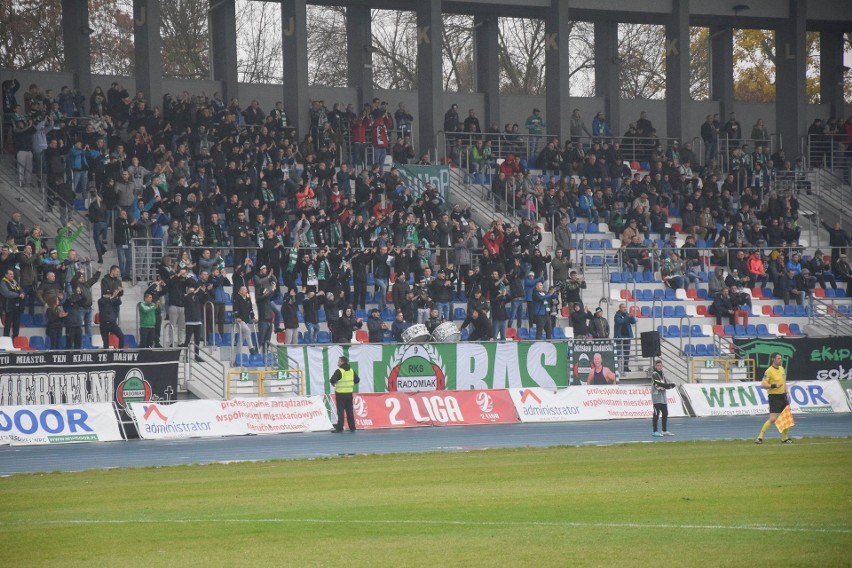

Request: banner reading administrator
left=0, top=350, right=180, bottom=409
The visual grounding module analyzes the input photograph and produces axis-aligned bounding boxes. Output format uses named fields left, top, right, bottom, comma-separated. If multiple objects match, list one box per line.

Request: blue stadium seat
left=795, top=305, right=807, bottom=316
left=673, top=306, right=687, bottom=317
left=318, top=309, right=327, bottom=322
left=683, top=344, right=696, bottom=356
left=667, top=325, right=680, bottom=337
left=224, top=293, right=232, bottom=305
left=355, top=309, right=368, bottom=320
left=825, top=288, right=836, bottom=298
left=32, top=313, right=46, bottom=327
left=454, top=308, right=466, bottom=321
left=124, top=335, right=138, bottom=348
left=20, top=313, right=33, bottom=327
left=576, top=222, right=587, bottom=233
left=382, top=308, right=395, bottom=321
left=588, top=223, right=599, bottom=233
left=552, top=327, right=565, bottom=339
left=697, top=289, right=708, bottom=300
left=651, top=307, right=662, bottom=318
left=788, top=323, right=805, bottom=336
left=783, top=305, right=796, bottom=316
left=234, top=354, right=251, bottom=367
left=317, top=331, right=332, bottom=343
left=643, top=272, right=656, bottom=283
left=622, top=271, right=634, bottom=282
left=695, top=344, right=709, bottom=356
left=611, top=272, right=623, bottom=284
left=223, top=311, right=235, bottom=324
left=639, top=289, right=652, bottom=301
left=366, top=273, right=375, bottom=285
left=756, top=324, right=773, bottom=337
left=669, top=207, right=680, bottom=217
left=29, top=336, right=46, bottom=350
left=691, top=325, right=704, bottom=337
left=663, top=306, right=674, bottom=318
left=696, top=239, right=706, bottom=248
left=297, top=311, right=304, bottom=323
left=664, top=288, right=677, bottom=301
left=653, top=289, right=665, bottom=301
left=587, top=239, right=601, bottom=249
left=734, top=325, right=746, bottom=336
left=773, top=305, right=784, bottom=316
left=640, top=306, right=651, bottom=318
left=248, top=353, right=265, bottom=367
left=745, top=325, right=757, bottom=337
left=723, top=325, right=736, bottom=336
left=517, top=328, right=530, bottom=340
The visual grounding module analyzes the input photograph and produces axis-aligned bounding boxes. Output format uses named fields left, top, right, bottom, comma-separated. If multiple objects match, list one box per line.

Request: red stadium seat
left=506, top=327, right=518, bottom=340
left=355, top=330, right=369, bottom=343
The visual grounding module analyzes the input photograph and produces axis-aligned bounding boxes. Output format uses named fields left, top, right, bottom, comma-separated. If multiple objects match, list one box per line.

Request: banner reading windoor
left=0, top=350, right=181, bottom=410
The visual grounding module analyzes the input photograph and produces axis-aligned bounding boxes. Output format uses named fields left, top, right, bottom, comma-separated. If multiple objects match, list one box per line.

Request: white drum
left=431, top=322, right=461, bottom=343
left=402, top=323, right=430, bottom=343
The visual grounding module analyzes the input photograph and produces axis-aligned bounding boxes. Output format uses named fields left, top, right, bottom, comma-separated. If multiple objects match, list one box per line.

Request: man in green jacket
left=138, top=292, right=159, bottom=348
left=56, top=220, right=84, bottom=261
left=525, top=108, right=545, bottom=158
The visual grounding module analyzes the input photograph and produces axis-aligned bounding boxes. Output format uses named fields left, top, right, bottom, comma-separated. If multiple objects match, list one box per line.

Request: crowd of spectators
left=1, top=78, right=849, bottom=353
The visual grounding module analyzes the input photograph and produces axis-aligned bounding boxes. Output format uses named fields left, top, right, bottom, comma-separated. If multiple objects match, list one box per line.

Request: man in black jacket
left=233, top=285, right=258, bottom=358
left=114, top=209, right=134, bottom=280
left=461, top=308, right=492, bottom=341
left=97, top=288, right=124, bottom=348
left=182, top=283, right=207, bottom=361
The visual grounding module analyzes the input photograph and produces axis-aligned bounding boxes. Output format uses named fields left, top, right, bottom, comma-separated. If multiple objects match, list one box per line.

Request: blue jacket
left=614, top=310, right=637, bottom=338
left=531, top=289, right=552, bottom=316
left=524, top=276, right=544, bottom=301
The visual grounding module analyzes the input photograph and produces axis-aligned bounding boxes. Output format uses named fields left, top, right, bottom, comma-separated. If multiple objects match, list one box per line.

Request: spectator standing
left=97, top=288, right=124, bottom=348
left=367, top=308, right=387, bottom=343
left=589, top=307, right=609, bottom=338
left=525, top=108, right=545, bottom=158
left=568, top=302, right=593, bottom=338
left=63, top=287, right=85, bottom=349
left=138, top=292, right=158, bottom=348
left=613, top=303, right=636, bottom=372
left=45, top=295, right=66, bottom=349
left=530, top=281, right=554, bottom=339
left=181, top=283, right=206, bottom=361
left=822, top=221, right=850, bottom=268
left=233, top=285, right=258, bottom=358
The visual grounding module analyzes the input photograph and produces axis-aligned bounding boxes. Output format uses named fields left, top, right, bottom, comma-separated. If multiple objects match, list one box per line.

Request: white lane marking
left=1, top=518, right=849, bottom=534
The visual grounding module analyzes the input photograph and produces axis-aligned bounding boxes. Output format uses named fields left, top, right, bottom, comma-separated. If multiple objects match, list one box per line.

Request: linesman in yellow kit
left=755, top=352, right=792, bottom=444
left=330, top=356, right=360, bottom=433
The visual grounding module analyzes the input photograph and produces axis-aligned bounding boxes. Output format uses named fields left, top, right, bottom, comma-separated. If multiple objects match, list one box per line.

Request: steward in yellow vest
left=331, top=356, right=360, bottom=433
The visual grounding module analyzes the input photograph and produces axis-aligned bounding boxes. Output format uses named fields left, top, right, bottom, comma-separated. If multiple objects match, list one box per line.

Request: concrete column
left=544, top=0, right=571, bottom=139
left=346, top=5, right=374, bottom=113
left=710, top=26, right=734, bottom=121
left=133, top=0, right=163, bottom=107
left=775, top=0, right=807, bottom=153
left=665, top=0, right=690, bottom=142
left=594, top=21, right=620, bottom=138
left=416, top=0, right=443, bottom=156
left=819, top=30, right=845, bottom=119
left=210, top=0, right=239, bottom=104
left=475, top=15, right=501, bottom=132
left=281, top=0, right=311, bottom=140
left=61, top=0, right=93, bottom=105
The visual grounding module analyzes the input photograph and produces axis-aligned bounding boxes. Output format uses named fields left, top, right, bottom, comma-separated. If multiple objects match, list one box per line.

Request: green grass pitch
left=1, top=439, right=850, bottom=567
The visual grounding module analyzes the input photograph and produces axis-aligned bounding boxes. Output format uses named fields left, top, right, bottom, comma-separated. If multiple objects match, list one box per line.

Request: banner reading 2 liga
left=342, top=390, right=519, bottom=429
left=278, top=342, right=569, bottom=395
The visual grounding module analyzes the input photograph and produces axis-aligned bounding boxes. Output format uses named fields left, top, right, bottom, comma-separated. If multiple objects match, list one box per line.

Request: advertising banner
left=681, top=380, right=851, bottom=417
left=569, top=340, right=619, bottom=385
left=509, top=386, right=686, bottom=423
left=839, top=380, right=852, bottom=411
left=341, top=390, right=519, bottom=430
left=0, top=350, right=181, bottom=411
left=733, top=337, right=852, bottom=381
left=131, top=397, right=332, bottom=440
left=278, top=342, right=569, bottom=395
left=0, top=403, right=122, bottom=446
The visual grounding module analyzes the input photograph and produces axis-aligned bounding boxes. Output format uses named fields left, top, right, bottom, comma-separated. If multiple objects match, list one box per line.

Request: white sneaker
left=662, top=431, right=674, bottom=436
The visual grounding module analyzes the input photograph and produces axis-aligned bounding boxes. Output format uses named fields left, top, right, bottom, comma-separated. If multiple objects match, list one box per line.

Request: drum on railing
left=402, top=323, right=430, bottom=343
left=431, top=322, right=461, bottom=343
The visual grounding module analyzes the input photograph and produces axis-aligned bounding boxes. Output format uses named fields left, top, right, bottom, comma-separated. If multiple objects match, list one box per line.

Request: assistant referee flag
left=775, top=405, right=795, bottom=432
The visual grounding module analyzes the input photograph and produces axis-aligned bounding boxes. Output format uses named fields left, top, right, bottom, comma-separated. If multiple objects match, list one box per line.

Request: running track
left=1, top=413, right=850, bottom=476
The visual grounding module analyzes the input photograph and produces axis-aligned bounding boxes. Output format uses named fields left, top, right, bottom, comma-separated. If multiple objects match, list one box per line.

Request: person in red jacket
left=483, top=221, right=505, bottom=255
left=746, top=249, right=768, bottom=288
left=370, top=111, right=393, bottom=172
